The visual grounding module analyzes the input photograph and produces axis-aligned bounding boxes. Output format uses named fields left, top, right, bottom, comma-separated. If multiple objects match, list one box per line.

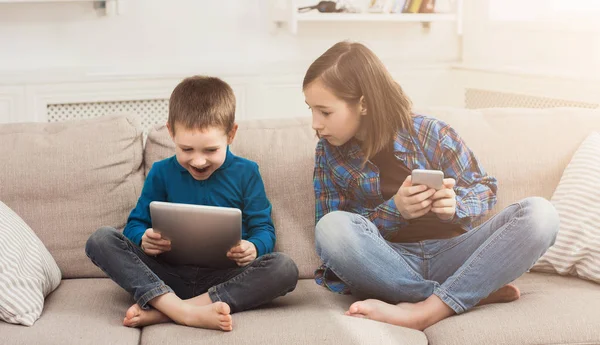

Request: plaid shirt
left=314, top=114, right=498, bottom=294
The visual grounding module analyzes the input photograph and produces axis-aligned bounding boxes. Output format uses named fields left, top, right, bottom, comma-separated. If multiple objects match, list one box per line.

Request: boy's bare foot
left=123, top=304, right=170, bottom=327
left=476, top=284, right=520, bottom=306
left=176, top=302, right=233, bottom=331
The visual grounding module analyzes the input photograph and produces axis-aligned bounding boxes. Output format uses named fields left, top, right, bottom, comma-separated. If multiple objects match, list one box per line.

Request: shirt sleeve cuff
left=248, top=238, right=267, bottom=257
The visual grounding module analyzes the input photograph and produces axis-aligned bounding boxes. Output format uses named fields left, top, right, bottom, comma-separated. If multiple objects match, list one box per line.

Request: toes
left=215, top=302, right=231, bottom=315
left=348, top=302, right=361, bottom=314
left=125, top=304, right=141, bottom=319
left=218, top=314, right=232, bottom=323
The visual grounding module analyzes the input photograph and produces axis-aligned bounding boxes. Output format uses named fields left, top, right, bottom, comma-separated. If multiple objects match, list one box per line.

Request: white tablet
left=149, top=201, right=241, bottom=268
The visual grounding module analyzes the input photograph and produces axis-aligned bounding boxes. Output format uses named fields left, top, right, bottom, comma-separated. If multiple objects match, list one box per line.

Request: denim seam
left=427, top=202, right=522, bottom=259
left=433, top=286, right=464, bottom=314
left=138, top=285, right=173, bottom=309
left=322, top=214, right=426, bottom=291
left=86, top=230, right=171, bottom=307
left=443, top=202, right=523, bottom=297
left=209, top=255, right=271, bottom=305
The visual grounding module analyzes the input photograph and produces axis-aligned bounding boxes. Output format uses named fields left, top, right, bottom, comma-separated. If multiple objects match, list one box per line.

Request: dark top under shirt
left=369, top=143, right=465, bottom=243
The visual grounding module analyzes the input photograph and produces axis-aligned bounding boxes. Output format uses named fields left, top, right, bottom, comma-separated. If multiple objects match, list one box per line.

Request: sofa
left=1, top=106, right=600, bottom=345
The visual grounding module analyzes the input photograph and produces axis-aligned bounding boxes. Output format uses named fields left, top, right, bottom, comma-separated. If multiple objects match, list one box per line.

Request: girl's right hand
left=394, top=175, right=437, bottom=220
left=141, top=228, right=172, bottom=256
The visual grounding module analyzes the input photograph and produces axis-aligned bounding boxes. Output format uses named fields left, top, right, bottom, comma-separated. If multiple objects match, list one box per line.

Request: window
left=488, top=0, right=600, bottom=31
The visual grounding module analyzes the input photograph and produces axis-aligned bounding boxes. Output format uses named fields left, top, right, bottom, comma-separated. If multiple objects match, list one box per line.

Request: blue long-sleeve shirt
left=123, top=148, right=275, bottom=257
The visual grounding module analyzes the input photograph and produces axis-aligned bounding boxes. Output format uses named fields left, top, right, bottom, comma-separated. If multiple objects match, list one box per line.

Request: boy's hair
left=168, top=76, right=236, bottom=134
left=303, top=41, right=413, bottom=162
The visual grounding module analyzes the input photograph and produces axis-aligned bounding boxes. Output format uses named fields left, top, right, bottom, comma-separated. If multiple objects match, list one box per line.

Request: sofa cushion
left=145, top=118, right=321, bottom=279
left=0, top=278, right=140, bottom=345
left=532, top=132, right=600, bottom=283
left=139, top=279, right=427, bottom=345
left=0, top=114, right=145, bottom=278
left=0, top=201, right=62, bottom=326
left=416, top=107, right=600, bottom=222
left=424, top=272, right=600, bottom=345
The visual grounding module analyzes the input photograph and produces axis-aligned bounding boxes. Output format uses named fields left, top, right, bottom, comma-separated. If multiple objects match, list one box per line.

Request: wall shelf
left=0, top=0, right=121, bottom=15
left=270, top=0, right=463, bottom=35
left=296, top=12, right=456, bottom=22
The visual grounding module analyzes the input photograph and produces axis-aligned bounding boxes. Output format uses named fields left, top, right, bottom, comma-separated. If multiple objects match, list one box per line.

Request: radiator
left=465, top=88, right=599, bottom=109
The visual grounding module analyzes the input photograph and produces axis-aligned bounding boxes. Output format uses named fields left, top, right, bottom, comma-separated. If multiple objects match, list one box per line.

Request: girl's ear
left=359, top=96, right=367, bottom=116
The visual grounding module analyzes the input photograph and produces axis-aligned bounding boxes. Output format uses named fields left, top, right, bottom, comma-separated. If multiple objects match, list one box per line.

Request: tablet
left=149, top=201, right=241, bottom=268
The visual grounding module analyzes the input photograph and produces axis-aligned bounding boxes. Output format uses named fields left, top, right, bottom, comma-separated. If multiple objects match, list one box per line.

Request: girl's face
left=304, top=78, right=364, bottom=147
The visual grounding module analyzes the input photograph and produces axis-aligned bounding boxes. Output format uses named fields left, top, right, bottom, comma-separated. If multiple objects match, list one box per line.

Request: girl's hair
left=303, top=41, right=413, bottom=161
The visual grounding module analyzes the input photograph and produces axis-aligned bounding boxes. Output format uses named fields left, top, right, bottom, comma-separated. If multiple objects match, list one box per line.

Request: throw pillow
left=0, top=201, right=62, bottom=326
left=531, top=132, right=600, bottom=283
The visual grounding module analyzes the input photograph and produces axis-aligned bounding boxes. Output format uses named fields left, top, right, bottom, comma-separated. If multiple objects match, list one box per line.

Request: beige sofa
left=1, top=107, right=600, bottom=345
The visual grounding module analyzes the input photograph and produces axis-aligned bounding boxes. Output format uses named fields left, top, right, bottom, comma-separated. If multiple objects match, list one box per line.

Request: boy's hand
left=227, top=240, right=257, bottom=267
left=141, top=228, right=171, bottom=256
left=394, top=175, right=437, bottom=220
left=430, top=178, right=457, bottom=221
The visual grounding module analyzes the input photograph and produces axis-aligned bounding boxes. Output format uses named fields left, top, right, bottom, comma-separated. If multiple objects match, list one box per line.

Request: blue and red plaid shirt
left=313, top=114, right=498, bottom=294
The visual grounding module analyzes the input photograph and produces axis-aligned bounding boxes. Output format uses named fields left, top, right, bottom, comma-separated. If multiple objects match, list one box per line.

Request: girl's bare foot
left=123, top=304, right=171, bottom=327
left=477, top=284, right=520, bottom=306
left=345, top=295, right=454, bottom=331
left=177, top=302, right=233, bottom=331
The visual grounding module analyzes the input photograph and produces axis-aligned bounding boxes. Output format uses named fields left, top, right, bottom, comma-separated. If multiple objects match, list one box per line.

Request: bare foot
left=123, top=304, right=171, bottom=327
left=346, top=299, right=432, bottom=331
left=477, top=284, right=520, bottom=307
left=176, top=302, right=233, bottom=331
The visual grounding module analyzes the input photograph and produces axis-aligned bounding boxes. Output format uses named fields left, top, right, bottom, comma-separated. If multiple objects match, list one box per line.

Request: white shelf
left=0, top=0, right=99, bottom=2
left=269, top=0, right=463, bottom=35
left=0, top=0, right=121, bottom=15
left=296, top=12, right=457, bottom=23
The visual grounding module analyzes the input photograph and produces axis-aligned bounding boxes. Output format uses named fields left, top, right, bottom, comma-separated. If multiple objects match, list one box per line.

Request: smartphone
left=411, top=169, right=444, bottom=190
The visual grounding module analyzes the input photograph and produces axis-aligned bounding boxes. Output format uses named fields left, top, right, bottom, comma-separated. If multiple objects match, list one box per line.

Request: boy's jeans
left=315, top=197, right=559, bottom=314
left=85, top=227, right=298, bottom=313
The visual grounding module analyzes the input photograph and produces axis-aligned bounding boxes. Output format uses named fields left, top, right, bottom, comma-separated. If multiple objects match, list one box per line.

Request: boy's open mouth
left=191, top=165, right=210, bottom=174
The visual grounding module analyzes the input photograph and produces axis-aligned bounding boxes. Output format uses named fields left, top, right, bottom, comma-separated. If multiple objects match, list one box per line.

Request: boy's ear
left=166, top=122, right=174, bottom=139
left=227, top=123, right=239, bottom=145
left=359, top=96, right=367, bottom=116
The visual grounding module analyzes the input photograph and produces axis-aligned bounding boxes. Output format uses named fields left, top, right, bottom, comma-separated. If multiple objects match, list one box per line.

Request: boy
left=86, top=76, right=298, bottom=331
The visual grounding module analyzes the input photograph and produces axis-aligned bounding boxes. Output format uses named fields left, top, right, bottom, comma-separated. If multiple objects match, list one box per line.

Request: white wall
left=0, top=0, right=461, bottom=123
left=461, top=0, right=600, bottom=81
left=0, top=0, right=459, bottom=74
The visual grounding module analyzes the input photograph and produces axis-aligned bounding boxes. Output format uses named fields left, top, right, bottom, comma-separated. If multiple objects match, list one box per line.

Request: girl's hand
left=394, top=175, right=437, bottom=220
left=430, top=178, right=457, bottom=221
left=141, top=228, right=172, bottom=256
left=227, top=240, right=257, bottom=267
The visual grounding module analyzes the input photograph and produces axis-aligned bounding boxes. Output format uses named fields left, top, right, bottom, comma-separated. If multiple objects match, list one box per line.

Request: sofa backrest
left=146, top=108, right=600, bottom=278
left=417, top=107, right=600, bottom=222
left=4, top=108, right=600, bottom=280
left=0, top=114, right=144, bottom=278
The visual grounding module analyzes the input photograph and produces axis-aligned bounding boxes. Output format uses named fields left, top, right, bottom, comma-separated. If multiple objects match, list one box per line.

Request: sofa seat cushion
left=0, top=278, right=140, bottom=345
left=140, top=279, right=427, bottom=345
left=424, top=272, right=600, bottom=345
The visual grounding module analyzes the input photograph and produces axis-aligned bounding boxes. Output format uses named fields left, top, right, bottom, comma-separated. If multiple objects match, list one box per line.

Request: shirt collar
left=335, top=128, right=415, bottom=159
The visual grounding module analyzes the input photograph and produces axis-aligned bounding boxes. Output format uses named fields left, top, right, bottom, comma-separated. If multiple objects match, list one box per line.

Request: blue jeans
left=85, top=227, right=298, bottom=313
left=315, top=197, right=559, bottom=314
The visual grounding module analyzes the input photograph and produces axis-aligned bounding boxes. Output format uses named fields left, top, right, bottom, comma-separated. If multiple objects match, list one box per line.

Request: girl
left=304, top=41, right=559, bottom=330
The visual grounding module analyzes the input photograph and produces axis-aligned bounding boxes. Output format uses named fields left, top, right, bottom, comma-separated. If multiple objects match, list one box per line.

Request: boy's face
left=168, top=122, right=238, bottom=181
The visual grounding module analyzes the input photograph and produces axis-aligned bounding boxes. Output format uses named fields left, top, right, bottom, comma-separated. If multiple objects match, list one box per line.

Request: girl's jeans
left=315, top=197, right=559, bottom=313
